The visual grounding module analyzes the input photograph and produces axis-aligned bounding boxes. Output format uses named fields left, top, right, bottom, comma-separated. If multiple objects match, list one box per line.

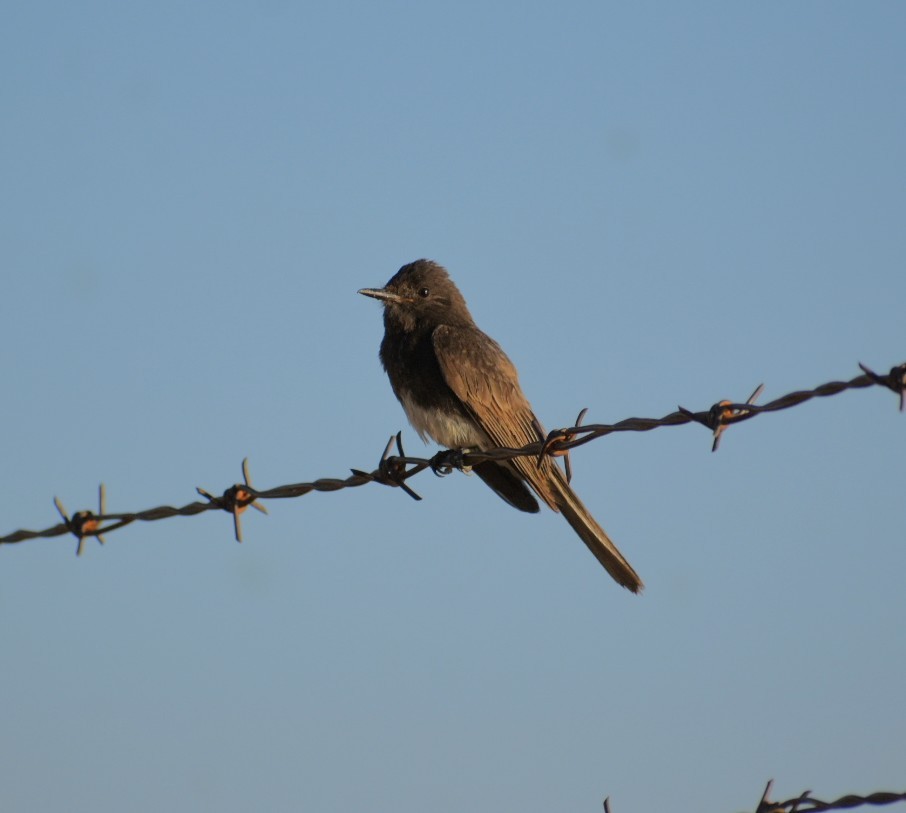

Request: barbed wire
left=2, top=360, right=903, bottom=552
left=754, top=781, right=906, bottom=813
left=601, top=782, right=906, bottom=813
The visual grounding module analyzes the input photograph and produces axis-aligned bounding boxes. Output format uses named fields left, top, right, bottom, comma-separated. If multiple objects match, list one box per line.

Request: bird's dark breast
left=379, top=325, right=486, bottom=448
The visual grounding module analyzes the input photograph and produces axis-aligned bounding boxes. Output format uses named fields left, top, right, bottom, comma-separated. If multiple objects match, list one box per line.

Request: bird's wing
left=432, top=324, right=559, bottom=510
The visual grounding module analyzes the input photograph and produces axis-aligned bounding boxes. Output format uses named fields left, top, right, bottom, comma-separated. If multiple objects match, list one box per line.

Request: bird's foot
left=430, top=447, right=472, bottom=476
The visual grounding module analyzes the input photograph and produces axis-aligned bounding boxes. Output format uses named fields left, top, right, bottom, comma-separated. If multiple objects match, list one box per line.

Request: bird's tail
left=548, top=467, right=643, bottom=593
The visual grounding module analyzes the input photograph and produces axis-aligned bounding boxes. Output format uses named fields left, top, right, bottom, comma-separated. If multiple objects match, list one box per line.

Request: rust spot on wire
left=197, top=458, right=268, bottom=542
left=53, top=484, right=108, bottom=556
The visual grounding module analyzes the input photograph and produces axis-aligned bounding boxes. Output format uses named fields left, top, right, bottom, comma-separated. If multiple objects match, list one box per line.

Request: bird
left=358, top=259, right=642, bottom=592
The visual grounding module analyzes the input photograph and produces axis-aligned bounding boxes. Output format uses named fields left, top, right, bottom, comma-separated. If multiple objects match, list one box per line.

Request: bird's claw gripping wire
left=53, top=484, right=108, bottom=556
left=430, top=448, right=470, bottom=477
left=196, top=458, right=268, bottom=542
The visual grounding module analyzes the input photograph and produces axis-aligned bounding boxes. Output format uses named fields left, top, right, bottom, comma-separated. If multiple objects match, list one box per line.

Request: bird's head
left=358, top=259, right=473, bottom=331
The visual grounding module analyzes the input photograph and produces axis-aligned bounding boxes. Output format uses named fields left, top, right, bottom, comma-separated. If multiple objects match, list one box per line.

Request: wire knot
left=196, top=458, right=267, bottom=542
left=351, top=433, right=423, bottom=500
left=537, top=408, right=589, bottom=483
left=680, top=384, right=764, bottom=451
left=53, top=486, right=108, bottom=556
left=859, top=362, right=906, bottom=411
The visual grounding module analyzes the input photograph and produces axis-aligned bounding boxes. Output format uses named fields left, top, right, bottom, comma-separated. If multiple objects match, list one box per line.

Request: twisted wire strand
left=2, top=361, right=902, bottom=549
left=754, top=781, right=906, bottom=813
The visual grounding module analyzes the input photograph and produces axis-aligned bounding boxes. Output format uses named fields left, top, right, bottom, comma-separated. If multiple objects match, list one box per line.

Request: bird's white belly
left=399, top=394, right=490, bottom=449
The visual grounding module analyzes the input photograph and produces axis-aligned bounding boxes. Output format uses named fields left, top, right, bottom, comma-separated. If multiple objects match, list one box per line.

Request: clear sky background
left=2, top=3, right=904, bottom=812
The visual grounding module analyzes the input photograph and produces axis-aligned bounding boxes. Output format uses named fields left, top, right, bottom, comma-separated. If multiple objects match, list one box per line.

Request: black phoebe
left=359, top=259, right=642, bottom=592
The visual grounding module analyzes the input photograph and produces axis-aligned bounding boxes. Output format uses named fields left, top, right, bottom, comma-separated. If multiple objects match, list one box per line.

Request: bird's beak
left=358, top=287, right=403, bottom=303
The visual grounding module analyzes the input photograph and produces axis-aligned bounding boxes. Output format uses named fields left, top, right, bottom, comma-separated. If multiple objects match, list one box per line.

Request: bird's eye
left=417, top=287, right=430, bottom=298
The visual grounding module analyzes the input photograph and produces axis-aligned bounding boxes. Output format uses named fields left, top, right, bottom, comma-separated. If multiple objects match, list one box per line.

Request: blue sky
left=2, top=3, right=904, bottom=811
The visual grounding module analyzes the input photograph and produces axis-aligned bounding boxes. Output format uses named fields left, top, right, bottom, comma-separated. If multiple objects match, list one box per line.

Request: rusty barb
left=677, top=383, right=766, bottom=452
left=197, top=458, right=269, bottom=543
left=3, top=359, right=902, bottom=550
left=538, top=407, right=589, bottom=483
left=53, top=484, right=107, bottom=556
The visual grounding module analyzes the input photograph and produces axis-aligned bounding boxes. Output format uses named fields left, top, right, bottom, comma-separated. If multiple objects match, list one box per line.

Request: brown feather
left=432, top=324, right=643, bottom=592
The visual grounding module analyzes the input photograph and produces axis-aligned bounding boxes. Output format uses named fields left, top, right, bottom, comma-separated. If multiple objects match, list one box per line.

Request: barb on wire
left=859, top=362, right=906, bottom=411
left=601, top=782, right=906, bottom=813
left=2, top=360, right=902, bottom=549
left=754, top=779, right=906, bottom=813
left=197, top=458, right=268, bottom=543
left=351, top=431, right=425, bottom=500
left=704, top=382, right=765, bottom=452
left=538, top=407, right=589, bottom=483
left=53, top=484, right=107, bottom=556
